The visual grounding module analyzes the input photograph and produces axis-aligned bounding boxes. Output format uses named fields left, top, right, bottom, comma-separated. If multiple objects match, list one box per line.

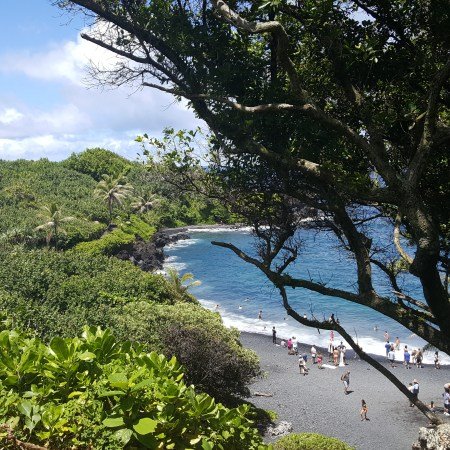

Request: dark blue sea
left=164, top=226, right=449, bottom=364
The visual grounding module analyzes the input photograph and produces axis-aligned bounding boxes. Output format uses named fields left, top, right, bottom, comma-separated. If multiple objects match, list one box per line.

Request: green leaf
left=133, top=418, right=157, bottom=435
left=114, top=428, right=133, bottom=445
left=78, top=351, right=96, bottom=361
left=103, top=417, right=125, bottom=428
left=98, top=390, right=126, bottom=397
left=50, top=337, right=70, bottom=361
left=131, top=379, right=153, bottom=392
left=108, top=372, right=128, bottom=390
left=18, top=400, right=33, bottom=418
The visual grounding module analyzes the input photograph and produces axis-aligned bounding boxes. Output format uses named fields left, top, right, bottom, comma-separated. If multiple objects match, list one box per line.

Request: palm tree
left=35, top=203, right=75, bottom=249
left=94, top=174, right=134, bottom=225
left=131, top=193, right=160, bottom=214
left=165, top=268, right=201, bottom=296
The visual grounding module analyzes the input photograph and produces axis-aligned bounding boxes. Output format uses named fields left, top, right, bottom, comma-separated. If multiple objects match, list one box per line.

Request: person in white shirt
left=388, top=349, right=396, bottom=367
left=292, top=336, right=298, bottom=355
left=311, top=345, right=317, bottom=364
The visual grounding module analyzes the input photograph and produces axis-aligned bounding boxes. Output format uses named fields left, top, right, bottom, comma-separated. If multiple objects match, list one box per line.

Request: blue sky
left=0, top=0, right=199, bottom=161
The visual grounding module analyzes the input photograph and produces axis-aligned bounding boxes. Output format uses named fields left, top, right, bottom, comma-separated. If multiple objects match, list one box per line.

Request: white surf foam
left=187, top=226, right=253, bottom=233
left=199, top=299, right=450, bottom=365
left=165, top=238, right=200, bottom=250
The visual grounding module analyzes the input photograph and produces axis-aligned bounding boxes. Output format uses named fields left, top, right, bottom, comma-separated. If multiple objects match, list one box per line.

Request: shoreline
left=239, top=331, right=450, bottom=450
left=160, top=226, right=449, bottom=366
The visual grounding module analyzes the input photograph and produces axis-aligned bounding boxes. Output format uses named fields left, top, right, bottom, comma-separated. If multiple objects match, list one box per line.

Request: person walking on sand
left=341, top=371, right=350, bottom=395
left=272, top=326, right=277, bottom=344
left=360, top=400, right=369, bottom=421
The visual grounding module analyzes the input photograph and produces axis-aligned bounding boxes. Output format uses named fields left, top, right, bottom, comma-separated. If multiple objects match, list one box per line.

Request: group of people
left=384, top=341, right=441, bottom=370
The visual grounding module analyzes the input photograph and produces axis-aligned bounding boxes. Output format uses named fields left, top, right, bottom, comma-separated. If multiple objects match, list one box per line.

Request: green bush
left=0, top=326, right=267, bottom=449
left=73, top=228, right=135, bottom=256
left=119, top=215, right=156, bottom=241
left=274, top=433, right=354, bottom=450
left=110, top=302, right=260, bottom=401
left=62, top=148, right=132, bottom=181
left=0, top=248, right=177, bottom=339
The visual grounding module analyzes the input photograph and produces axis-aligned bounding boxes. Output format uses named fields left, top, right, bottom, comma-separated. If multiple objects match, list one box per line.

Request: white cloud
left=0, top=132, right=145, bottom=161
left=0, top=108, right=24, bottom=124
left=0, top=25, right=203, bottom=160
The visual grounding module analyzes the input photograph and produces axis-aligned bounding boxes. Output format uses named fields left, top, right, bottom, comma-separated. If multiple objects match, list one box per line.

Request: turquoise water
left=164, top=226, right=449, bottom=364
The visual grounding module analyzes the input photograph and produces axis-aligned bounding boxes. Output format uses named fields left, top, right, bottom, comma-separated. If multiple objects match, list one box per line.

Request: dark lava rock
left=114, top=231, right=190, bottom=272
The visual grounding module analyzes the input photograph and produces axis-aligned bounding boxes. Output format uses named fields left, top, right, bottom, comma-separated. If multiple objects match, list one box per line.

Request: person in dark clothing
left=272, top=326, right=277, bottom=344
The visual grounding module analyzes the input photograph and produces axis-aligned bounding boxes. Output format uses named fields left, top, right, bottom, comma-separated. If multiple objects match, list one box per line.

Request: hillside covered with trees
left=0, top=149, right=268, bottom=449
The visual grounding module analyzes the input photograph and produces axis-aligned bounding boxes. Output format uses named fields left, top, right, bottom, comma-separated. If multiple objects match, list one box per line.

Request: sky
left=0, top=0, right=200, bottom=161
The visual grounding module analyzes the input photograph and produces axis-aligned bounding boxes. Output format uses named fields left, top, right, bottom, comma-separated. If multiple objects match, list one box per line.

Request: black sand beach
left=240, top=332, right=450, bottom=450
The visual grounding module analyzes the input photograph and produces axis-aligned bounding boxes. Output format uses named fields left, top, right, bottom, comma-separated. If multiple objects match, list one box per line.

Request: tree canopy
left=57, top=0, right=449, bottom=422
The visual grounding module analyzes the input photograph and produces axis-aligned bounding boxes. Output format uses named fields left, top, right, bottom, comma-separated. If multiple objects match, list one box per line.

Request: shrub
left=0, top=249, right=177, bottom=340
left=110, top=302, right=260, bottom=402
left=62, top=148, right=132, bottom=180
left=0, top=326, right=267, bottom=449
left=73, top=228, right=135, bottom=256
left=119, top=215, right=156, bottom=241
left=274, top=433, right=355, bottom=450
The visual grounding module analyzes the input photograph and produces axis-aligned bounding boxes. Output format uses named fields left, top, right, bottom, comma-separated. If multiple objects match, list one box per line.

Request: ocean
left=163, top=226, right=449, bottom=365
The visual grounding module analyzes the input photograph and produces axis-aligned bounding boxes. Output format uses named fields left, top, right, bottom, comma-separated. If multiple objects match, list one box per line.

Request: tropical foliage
left=273, top=433, right=354, bottom=450
left=0, top=325, right=267, bottom=450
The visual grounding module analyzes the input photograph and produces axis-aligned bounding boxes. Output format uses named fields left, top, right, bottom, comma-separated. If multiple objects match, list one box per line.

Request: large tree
left=56, top=0, right=449, bottom=422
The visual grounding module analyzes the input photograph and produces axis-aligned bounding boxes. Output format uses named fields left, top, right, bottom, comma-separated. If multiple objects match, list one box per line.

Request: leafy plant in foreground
left=0, top=326, right=268, bottom=449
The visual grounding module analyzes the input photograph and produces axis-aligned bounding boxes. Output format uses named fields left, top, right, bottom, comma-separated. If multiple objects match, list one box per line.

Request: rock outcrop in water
left=115, top=230, right=190, bottom=272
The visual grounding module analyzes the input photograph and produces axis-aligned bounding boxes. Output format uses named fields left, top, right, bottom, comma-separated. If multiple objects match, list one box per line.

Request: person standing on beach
left=384, top=331, right=389, bottom=342
left=384, top=341, right=391, bottom=357
left=272, top=326, right=277, bottom=344
left=443, top=385, right=450, bottom=416
left=299, top=356, right=308, bottom=376
left=311, top=345, right=317, bottom=364
left=395, top=337, right=400, bottom=350
left=360, top=400, right=369, bottom=421
left=317, top=353, right=323, bottom=369
left=341, top=371, right=350, bottom=395
left=292, top=336, right=298, bottom=355
left=404, top=349, right=411, bottom=369
left=333, top=347, right=340, bottom=366
left=434, top=351, right=440, bottom=369
left=388, top=348, right=396, bottom=368
left=410, top=379, right=419, bottom=407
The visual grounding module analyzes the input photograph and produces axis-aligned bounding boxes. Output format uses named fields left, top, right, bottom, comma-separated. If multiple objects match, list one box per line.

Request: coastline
left=240, top=331, right=450, bottom=450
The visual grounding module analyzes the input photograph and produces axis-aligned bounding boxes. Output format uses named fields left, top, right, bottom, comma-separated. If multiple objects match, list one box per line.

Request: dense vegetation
left=0, top=323, right=266, bottom=449
left=0, top=149, right=234, bottom=249
left=0, top=149, right=261, bottom=448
